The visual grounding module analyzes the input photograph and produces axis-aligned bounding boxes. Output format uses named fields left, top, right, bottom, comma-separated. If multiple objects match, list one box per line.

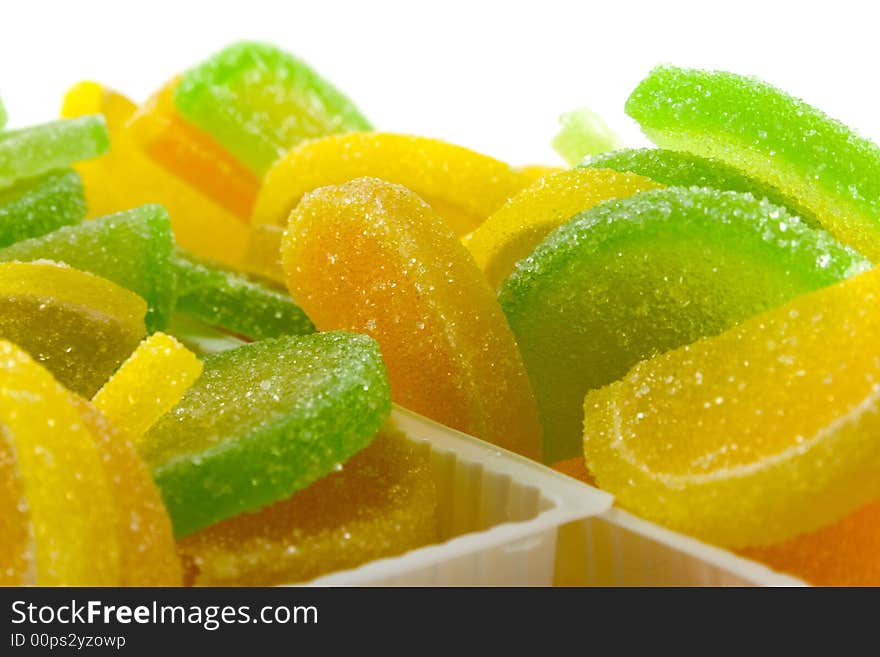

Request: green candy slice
left=0, top=98, right=6, bottom=130
left=141, top=332, right=391, bottom=536
left=552, top=107, right=623, bottom=165
left=171, top=250, right=314, bottom=340
left=0, top=204, right=174, bottom=330
left=499, top=187, right=870, bottom=463
left=582, top=148, right=819, bottom=227
left=0, top=169, right=86, bottom=247
left=175, top=41, right=372, bottom=176
left=0, top=115, right=109, bottom=188
left=626, top=65, right=880, bottom=260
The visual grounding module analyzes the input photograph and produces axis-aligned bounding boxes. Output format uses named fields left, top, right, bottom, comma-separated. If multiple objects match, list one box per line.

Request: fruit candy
left=626, top=65, right=880, bottom=259
left=179, top=427, right=438, bottom=585
left=551, top=456, right=596, bottom=487
left=740, top=498, right=880, bottom=586
left=172, top=249, right=314, bottom=340
left=127, top=78, right=260, bottom=220
left=500, top=187, right=869, bottom=463
left=0, top=97, right=6, bottom=129
left=0, top=169, right=86, bottom=247
left=552, top=107, right=623, bottom=166
left=251, top=132, right=530, bottom=235
left=465, top=168, right=662, bottom=289
left=0, top=341, right=118, bottom=585
left=283, top=177, right=542, bottom=460
left=61, top=81, right=249, bottom=267
left=241, top=223, right=286, bottom=284
left=140, top=332, right=391, bottom=536
left=0, top=115, right=109, bottom=188
left=92, top=332, right=203, bottom=444
left=583, top=266, right=880, bottom=548
left=0, top=261, right=147, bottom=397
left=582, top=148, right=818, bottom=227
left=174, top=41, right=372, bottom=176
left=0, top=204, right=175, bottom=330
left=72, top=397, right=182, bottom=586
left=516, top=165, right=565, bottom=182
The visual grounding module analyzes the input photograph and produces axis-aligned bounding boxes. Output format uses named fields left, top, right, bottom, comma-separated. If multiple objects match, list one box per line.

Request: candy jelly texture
left=551, top=456, right=597, bottom=487
left=626, top=65, right=880, bottom=260
left=0, top=205, right=175, bottom=331
left=174, top=41, right=372, bottom=176
left=179, top=427, right=438, bottom=586
left=465, top=167, right=662, bottom=289
left=0, top=169, right=86, bottom=247
left=0, top=341, right=119, bottom=585
left=241, top=223, right=286, bottom=284
left=61, top=81, right=249, bottom=267
left=251, top=132, right=530, bottom=235
left=283, top=177, right=543, bottom=460
left=552, top=107, right=623, bottom=166
left=500, top=187, right=870, bottom=463
left=0, top=261, right=147, bottom=397
left=516, top=165, right=565, bottom=182
left=583, top=266, right=880, bottom=548
left=0, top=115, right=109, bottom=188
left=140, top=332, right=391, bottom=536
left=92, top=332, right=203, bottom=444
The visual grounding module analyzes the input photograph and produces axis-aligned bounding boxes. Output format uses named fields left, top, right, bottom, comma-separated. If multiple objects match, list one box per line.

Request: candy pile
left=2, top=43, right=880, bottom=586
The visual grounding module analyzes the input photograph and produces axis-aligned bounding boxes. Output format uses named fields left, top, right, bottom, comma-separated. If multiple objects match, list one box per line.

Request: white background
left=1, top=0, right=878, bottom=165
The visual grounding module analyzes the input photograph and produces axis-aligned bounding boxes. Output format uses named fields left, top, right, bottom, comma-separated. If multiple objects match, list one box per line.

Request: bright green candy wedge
left=582, top=148, right=819, bottom=227
left=0, top=204, right=174, bottom=330
left=626, top=65, right=880, bottom=260
left=552, top=107, right=623, bottom=165
left=141, top=332, right=391, bottom=536
left=171, top=250, right=314, bottom=340
left=175, top=41, right=372, bottom=176
left=0, top=115, right=109, bottom=188
left=0, top=169, right=86, bottom=247
left=499, top=187, right=870, bottom=463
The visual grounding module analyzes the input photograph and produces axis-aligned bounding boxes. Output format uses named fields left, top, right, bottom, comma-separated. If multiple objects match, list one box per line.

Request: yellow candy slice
left=251, top=132, right=530, bottom=235
left=178, top=427, right=437, bottom=585
left=0, top=340, right=119, bottom=585
left=0, top=261, right=146, bottom=397
left=283, top=177, right=542, bottom=459
left=240, top=223, right=286, bottom=284
left=61, top=81, right=248, bottom=267
left=92, top=331, right=203, bottom=445
left=465, top=168, right=662, bottom=288
left=584, top=266, right=880, bottom=548
left=516, top=165, right=565, bottom=182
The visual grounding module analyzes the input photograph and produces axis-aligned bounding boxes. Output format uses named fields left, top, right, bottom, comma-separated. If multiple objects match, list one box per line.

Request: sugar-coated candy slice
left=179, top=426, right=438, bottom=585
left=582, top=148, right=819, bottom=226
left=516, top=165, right=565, bottom=182
left=739, top=498, right=880, bottom=586
left=61, top=81, right=248, bottom=267
left=141, top=332, right=391, bottom=536
left=583, top=266, right=880, bottom=547
left=172, top=249, right=314, bottom=340
left=0, top=169, right=86, bottom=247
left=92, top=332, right=203, bottom=444
left=283, top=178, right=542, bottom=460
left=0, top=115, right=109, bottom=188
left=128, top=79, right=260, bottom=220
left=465, top=168, right=662, bottom=289
left=626, top=65, right=880, bottom=259
left=251, top=132, right=530, bottom=235
left=241, top=223, right=286, bottom=284
left=0, top=204, right=174, bottom=330
left=500, top=187, right=870, bottom=463
left=0, top=341, right=119, bottom=585
left=72, top=397, right=182, bottom=586
left=175, top=41, right=372, bottom=176
left=552, top=107, right=623, bottom=166
left=0, top=261, right=147, bottom=397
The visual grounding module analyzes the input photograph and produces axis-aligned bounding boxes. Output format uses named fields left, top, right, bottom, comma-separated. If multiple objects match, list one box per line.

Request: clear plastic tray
left=307, top=407, right=613, bottom=586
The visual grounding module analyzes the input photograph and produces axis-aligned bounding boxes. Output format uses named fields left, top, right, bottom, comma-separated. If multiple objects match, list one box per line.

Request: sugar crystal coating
left=141, top=332, right=391, bottom=536
left=0, top=204, right=175, bottom=330
left=626, top=65, right=880, bottom=259
left=516, top=165, right=565, bottom=182
left=179, top=427, right=438, bottom=585
left=552, top=107, right=623, bottom=165
left=251, top=132, right=530, bottom=235
left=0, top=169, right=86, bottom=248
left=283, top=177, right=542, bottom=460
left=583, top=266, right=880, bottom=547
left=175, top=41, right=372, bottom=176
left=0, top=261, right=147, bottom=397
left=500, top=187, right=870, bottom=463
